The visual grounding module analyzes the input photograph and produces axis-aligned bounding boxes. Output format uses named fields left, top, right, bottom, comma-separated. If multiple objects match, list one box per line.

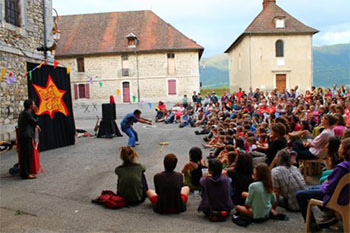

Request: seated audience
left=182, top=147, right=207, bottom=191
left=271, top=149, right=306, bottom=212
left=296, top=137, right=350, bottom=229
left=320, top=136, right=342, bottom=184
left=227, top=153, right=254, bottom=205
left=236, top=164, right=276, bottom=219
left=115, top=146, right=148, bottom=204
left=198, top=159, right=233, bottom=218
left=146, top=154, right=190, bottom=214
left=293, top=114, right=337, bottom=161
left=266, top=123, right=288, bottom=165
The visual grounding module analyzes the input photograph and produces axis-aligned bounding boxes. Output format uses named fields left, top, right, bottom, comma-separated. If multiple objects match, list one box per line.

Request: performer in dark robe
left=18, top=99, right=41, bottom=179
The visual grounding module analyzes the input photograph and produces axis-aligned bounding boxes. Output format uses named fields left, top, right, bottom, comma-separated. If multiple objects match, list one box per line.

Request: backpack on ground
left=92, top=190, right=127, bottom=209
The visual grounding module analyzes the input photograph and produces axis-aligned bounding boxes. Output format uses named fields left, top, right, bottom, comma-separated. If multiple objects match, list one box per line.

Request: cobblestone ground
left=0, top=103, right=340, bottom=233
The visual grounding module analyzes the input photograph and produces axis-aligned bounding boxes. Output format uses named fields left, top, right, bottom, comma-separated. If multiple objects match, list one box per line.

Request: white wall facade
left=228, top=34, right=314, bottom=92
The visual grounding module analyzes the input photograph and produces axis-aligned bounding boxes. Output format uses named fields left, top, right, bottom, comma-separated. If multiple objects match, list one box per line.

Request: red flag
left=53, top=60, right=59, bottom=69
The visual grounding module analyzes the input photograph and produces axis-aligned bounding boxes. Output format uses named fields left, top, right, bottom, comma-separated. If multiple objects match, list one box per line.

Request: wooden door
left=122, top=82, right=130, bottom=103
left=276, top=74, right=286, bottom=92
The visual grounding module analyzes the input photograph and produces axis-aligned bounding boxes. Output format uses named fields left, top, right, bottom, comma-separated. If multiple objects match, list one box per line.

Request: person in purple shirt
left=198, top=159, right=233, bottom=219
left=296, top=137, right=350, bottom=229
left=120, top=109, right=152, bottom=147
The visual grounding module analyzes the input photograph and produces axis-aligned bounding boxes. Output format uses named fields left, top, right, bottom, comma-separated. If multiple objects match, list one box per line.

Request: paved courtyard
left=0, top=103, right=314, bottom=233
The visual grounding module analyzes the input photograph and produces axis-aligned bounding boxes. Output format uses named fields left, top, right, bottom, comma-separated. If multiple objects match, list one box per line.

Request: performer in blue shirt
left=121, top=109, right=152, bottom=147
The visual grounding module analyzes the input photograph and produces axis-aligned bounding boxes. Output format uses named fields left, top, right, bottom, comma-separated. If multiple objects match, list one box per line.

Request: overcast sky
left=53, top=0, right=350, bottom=57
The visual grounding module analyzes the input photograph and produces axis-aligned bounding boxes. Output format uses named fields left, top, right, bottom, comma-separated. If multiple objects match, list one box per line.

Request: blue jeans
left=296, top=185, right=324, bottom=222
left=122, top=127, right=139, bottom=147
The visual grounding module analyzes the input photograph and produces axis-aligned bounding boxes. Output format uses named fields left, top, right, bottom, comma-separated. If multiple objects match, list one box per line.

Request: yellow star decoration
left=32, top=75, right=69, bottom=119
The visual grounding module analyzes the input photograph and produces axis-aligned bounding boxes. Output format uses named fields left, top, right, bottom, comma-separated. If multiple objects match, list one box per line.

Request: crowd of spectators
left=114, top=84, right=349, bottom=230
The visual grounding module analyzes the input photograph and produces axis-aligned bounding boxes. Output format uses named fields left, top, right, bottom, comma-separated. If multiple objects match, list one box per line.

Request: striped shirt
left=272, top=165, right=306, bottom=211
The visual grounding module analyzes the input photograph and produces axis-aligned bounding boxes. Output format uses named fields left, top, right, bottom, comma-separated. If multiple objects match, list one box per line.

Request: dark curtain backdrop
left=27, top=62, right=75, bottom=151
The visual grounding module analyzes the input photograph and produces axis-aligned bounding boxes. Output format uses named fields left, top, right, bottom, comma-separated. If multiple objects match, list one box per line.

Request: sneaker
left=318, top=216, right=338, bottom=228
left=135, top=142, right=140, bottom=145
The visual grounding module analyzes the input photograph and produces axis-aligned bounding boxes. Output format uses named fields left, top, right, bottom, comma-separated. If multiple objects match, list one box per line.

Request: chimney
left=263, top=0, right=276, bottom=9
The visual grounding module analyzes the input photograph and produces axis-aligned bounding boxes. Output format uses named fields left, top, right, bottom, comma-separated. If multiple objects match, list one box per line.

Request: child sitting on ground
left=115, top=146, right=148, bottom=205
left=198, top=159, right=233, bottom=220
left=146, top=154, right=190, bottom=214
left=236, top=163, right=276, bottom=219
left=182, top=147, right=207, bottom=191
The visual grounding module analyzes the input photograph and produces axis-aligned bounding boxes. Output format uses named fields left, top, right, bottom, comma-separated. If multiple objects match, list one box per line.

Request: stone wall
left=0, top=0, right=53, bottom=141
left=58, top=51, right=201, bottom=103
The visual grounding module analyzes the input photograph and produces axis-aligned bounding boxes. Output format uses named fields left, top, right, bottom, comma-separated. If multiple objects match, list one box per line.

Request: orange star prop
left=32, top=75, right=69, bottom=119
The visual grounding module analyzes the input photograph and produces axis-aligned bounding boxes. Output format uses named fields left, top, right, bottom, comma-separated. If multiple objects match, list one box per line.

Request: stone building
left=0, top=0, right=53, bottom=141
left=55, top=10, right=203, bottom=103
left=225, top=0, right=318, bottom=92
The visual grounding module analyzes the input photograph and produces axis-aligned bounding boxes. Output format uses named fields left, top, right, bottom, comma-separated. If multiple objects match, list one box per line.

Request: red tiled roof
left=56, top=10, right=204, bottom=57
left=225, top=2, right=318, bottom=53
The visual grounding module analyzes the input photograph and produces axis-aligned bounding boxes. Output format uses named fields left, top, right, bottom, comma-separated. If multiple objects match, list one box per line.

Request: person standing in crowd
left=18, top=99, right=40, bottom=179
left=196, top=93, right=202, bottom=106
left=192, top=91, right=197, bottom=104
left=120, top=110, right=152, bottom=147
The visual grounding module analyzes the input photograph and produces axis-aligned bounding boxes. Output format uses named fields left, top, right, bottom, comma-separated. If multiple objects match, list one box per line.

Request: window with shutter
left=78, top=84, right=86, bottom=98
left=122, top=55, right=129, bottom=76
left=168, top=80, right=176, bottom=95
left=74, top=84, right=78, bottom=100
left=167, top=53, right=175, bottom=75
left=275, top=40, right=284, bottom=57
left=77, top=58, right=85, bottom=72
left=5, top=0, right=20, bottom=27
left=85, top=84, right=90, bottom=99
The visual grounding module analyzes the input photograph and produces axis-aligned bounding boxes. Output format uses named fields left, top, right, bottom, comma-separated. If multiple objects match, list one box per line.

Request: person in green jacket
left=115, top=146, right=148, bottom=204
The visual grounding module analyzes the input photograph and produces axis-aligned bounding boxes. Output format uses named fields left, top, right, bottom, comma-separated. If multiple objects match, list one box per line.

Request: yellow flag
left=116, top=89, right=121, bottom=96
left=0, top=68, right=6, bottom=82
left=67, top=67, right=71, bottom=74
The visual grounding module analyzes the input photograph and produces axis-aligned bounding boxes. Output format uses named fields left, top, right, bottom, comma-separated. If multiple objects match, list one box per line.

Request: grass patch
left=200, top=87, right=230, bottom=97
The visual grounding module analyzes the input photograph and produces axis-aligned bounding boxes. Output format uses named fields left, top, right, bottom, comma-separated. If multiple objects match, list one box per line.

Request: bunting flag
left=140, top=99, right=145, bottom=105
left=116, top=88, right=121, bottom=96
left=99, top=81, right=102, bottom=88
left=6, top=73, right=16, bottom=84
left=29, top=71, right=32, bottom=81
left=66, top=67, right=71, bottom=74
left=0, top=68, right=5, bottom=82
left=132, top=95, right=136, bottom=103
left=53, top=60, right=59, bottom=69
left=148, top=102, right=152, bottom=109
left=89, top=77, right=93, bottom=84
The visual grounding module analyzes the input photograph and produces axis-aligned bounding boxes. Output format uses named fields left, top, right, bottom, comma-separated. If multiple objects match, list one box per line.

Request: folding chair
left=305, top=174, right=350, bottom=233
